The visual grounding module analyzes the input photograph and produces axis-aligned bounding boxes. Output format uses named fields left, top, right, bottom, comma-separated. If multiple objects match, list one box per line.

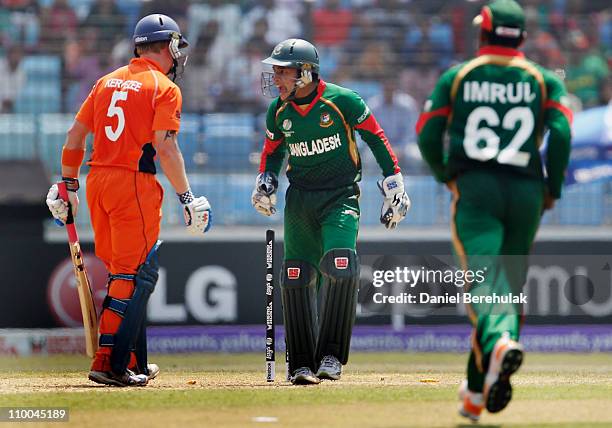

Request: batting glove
left=377, top=172, right=411, bottom=229
left=46, top=178, right=79, bottom=226
left=296, top=67, right=313, bottom=88
left=252, top=172, right=278, bottom=217
left=178, top=190, right=212, bottom=234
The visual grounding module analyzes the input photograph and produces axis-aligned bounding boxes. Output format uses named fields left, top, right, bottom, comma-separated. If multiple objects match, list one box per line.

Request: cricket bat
left=57, top=181, right=98, bottom=358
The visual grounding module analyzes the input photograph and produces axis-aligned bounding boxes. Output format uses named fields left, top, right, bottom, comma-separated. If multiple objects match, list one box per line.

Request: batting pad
left=110, top=242, right=161, bottom=375
left=316, top=249, right=360, bottom=365
left=281, top=260, right=319, bottom=373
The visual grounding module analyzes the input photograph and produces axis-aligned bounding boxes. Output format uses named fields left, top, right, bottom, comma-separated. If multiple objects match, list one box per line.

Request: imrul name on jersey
left=289, top=133, right=342, bottom=157
left=463, top=81, right=535, bottom=104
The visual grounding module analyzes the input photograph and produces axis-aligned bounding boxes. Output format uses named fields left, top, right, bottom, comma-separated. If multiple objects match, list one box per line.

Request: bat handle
left=57, top=181, right=78, bottom=244
left=146, top=240, right=163, bottom=264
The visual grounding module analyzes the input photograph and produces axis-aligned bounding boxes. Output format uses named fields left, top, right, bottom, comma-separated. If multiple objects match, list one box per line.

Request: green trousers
left=451, top=170, right=544, bottom=392
left=284, top=184, right=360, bottom=267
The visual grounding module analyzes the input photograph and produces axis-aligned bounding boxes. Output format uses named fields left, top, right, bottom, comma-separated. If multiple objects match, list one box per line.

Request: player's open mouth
left=277, top=86, right=290, bottom=98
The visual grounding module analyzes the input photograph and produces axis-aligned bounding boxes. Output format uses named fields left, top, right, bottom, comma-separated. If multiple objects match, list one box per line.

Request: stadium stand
left=0, top=0, right=609, bottom=228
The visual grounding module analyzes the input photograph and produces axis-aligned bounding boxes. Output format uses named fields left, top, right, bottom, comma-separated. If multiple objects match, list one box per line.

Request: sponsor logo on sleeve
left=356, top=106, right=370, bottom=124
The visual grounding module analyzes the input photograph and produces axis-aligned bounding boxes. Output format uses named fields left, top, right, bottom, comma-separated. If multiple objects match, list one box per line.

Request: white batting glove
left=252, top=172, right=278, bottom=217
left=378, top=172, right=411, bottom=229
left=296, top=67, right=313, bottom=88
left=178, top=190, right=212, bottom=234
left=252, top=190, right=277, bottom=216
left=46, top=182, right=79, bottom=226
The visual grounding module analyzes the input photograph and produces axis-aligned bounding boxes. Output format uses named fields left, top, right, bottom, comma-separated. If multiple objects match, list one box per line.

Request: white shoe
left=88, top=370, right=148, bottom=387
left=484, top=333, right=524, bottom=413
left=290, top=367, right=320, bottom=385
left=316, top=355, right=342, bottom=380
left=146, top=363, right=160, bottom=380
left=458, top=379, right=483, bottom=422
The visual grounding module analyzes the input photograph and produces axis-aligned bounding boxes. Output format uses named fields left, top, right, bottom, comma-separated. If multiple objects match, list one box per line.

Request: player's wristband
left=62, top=177, right=80, bottom=192
left=61, top=146, right=85, bottom=168
left=177, top=189, right=194, bottom=205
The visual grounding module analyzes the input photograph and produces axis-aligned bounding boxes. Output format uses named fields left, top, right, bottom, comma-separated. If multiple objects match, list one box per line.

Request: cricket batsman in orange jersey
left=46, top=14, right=212, bottom=386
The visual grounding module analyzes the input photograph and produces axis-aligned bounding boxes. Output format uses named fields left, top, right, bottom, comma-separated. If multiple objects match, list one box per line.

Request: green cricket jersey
left=417, top=46, right=572, bottom=198
left=259, top=80, right=399, bottom=190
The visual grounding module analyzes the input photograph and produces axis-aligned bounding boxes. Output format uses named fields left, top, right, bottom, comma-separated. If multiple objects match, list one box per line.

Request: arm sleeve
left=345, top=91, right=400, bottom=176
left=416, top=68, right=455, bottom=182
left=152, top=84, right=182, bottom=132
left=259, top=99, right=286, bottom=175
left=543, top=71, right=572, bottom=199
left=75, top=80, right=98, bottom=131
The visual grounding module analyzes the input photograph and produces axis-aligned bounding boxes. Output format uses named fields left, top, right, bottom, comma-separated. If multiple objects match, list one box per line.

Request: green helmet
left=262, top=38, right=320, bottom=74
left=261, top=39, right=320, bottom=99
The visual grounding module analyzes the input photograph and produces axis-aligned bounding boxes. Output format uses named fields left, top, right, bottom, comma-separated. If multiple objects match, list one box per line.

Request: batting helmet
left=261, top=39, right=320, bottom=99
left=262, top=39, right=319, bottom=73
left=133, top=14, right=189, bottom=81
left=133, top=14, right=188, bottom=48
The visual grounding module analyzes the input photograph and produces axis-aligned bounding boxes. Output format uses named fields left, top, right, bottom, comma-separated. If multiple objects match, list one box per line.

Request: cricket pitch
left=1, top=353, right=611, bottom=427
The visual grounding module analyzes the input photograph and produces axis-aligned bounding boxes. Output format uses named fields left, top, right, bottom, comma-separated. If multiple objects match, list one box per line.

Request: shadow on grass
left=457, top=425, right=500, bottom=428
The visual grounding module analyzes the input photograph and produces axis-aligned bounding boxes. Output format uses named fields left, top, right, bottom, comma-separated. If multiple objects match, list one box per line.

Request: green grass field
left=1, top=353, right=611, bottom=427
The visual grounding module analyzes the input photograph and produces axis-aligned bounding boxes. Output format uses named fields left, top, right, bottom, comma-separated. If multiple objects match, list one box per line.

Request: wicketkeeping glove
left=178, top=190, right=212, bottom=234
left=46, top=178, right=79, bottom=226
left=377, top=173, right=411, bottom=229
left=296, top=67, right=313, bottom=88
left=252, top=172, right=278, bottom=216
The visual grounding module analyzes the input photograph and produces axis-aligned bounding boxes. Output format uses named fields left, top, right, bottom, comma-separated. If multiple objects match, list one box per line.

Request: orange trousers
left=86, top=167, right=163, bottom=372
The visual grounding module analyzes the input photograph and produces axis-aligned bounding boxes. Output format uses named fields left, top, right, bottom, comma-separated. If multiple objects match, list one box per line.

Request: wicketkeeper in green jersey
left=417, top=0, right=572, bottom=421
left=252, top=38, right=411, bottom=385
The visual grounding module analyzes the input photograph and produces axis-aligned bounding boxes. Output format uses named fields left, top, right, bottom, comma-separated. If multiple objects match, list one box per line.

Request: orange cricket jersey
left=76, top=57, right=182, bottom=173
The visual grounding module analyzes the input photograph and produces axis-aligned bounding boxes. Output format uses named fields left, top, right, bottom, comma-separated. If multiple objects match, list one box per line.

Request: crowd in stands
left=0, top=0, right=610, bottom=171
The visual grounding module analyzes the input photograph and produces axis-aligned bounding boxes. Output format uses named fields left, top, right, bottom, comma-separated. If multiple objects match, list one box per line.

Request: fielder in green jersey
left=252, top=38, right=411, bottom=385
left=417, top=0, right=572, bottom=421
